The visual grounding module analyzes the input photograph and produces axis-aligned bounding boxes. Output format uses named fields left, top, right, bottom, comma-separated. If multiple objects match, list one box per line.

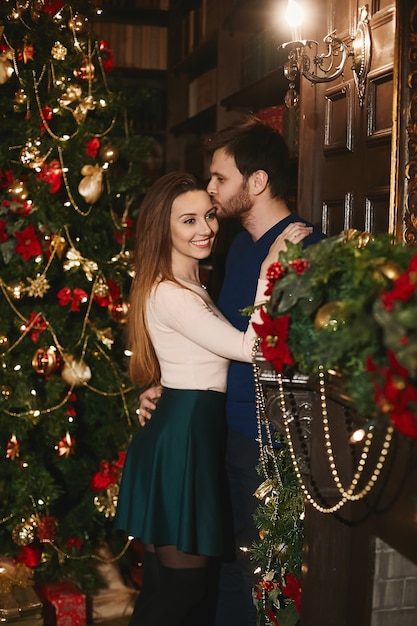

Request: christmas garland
left=250, top=229, right=417, bottom=626
left=253, top=229, right=417, bottom=439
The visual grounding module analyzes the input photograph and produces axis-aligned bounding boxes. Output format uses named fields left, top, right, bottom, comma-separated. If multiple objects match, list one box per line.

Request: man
left=138, top=116, right=326, bottom=625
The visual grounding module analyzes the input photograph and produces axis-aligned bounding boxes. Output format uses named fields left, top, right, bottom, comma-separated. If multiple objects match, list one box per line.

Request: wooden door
left=297, top=0, right=399, bottom=238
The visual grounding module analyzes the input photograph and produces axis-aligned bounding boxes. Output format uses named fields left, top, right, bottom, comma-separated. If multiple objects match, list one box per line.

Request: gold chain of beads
left=251, top=341, right=282, bottom=615
left=44, top=537, right=133, bottom=563
left=275, top=369, right=394, bottom=513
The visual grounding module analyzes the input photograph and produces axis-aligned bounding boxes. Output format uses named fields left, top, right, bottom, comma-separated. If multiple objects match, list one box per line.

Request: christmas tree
left=0, top=0, right=153, bottom=593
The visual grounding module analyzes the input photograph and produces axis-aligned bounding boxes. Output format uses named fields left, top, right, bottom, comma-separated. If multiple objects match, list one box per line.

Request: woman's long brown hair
left=128, top=172, right=199, bottom=388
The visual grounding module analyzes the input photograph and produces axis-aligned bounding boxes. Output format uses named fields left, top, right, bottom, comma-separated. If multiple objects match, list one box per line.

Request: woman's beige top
left=146, top=278, right=268, bottom=392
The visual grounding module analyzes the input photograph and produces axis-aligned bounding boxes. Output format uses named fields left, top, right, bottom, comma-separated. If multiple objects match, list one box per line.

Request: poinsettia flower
left=381, top=254, right=417, bottom=310
left=0, top=219, right=8, bottom=243
left=367, top=351, right=417, bottom=439
left=14, top=224, right=42, bottom=261
left=282, top=572, right=302, bottom=613
left=252, top=308, right=293, bottom=374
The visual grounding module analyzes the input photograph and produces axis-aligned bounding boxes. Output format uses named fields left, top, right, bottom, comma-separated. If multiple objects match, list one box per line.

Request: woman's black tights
left=128, top=544, right=212, bottom=626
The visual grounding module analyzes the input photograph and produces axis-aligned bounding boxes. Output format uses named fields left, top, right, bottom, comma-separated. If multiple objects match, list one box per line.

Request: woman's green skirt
left=115, top=388, right=233, bottom=558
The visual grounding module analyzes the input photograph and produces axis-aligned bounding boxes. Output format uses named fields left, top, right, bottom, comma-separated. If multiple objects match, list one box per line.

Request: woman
left=115, top=172, right=311, bottom=625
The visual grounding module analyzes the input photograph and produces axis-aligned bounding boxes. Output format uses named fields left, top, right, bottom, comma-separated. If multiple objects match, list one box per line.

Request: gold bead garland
left=251, top=340, right=282, bottom=615
left=275, top=367, right=394, bottom=513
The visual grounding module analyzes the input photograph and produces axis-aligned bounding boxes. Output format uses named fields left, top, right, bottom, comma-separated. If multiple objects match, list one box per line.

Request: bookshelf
left=93, top=0, right=169, bottom=176
left=165, top=0, right=298, bottom=175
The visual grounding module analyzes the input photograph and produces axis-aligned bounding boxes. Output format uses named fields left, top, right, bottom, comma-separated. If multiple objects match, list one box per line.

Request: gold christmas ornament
left=12, top=521, right=36, bottom=547
left=32, top=346, right=60, bottom=376
left=7, top=280, right=25, bottom=300
left=314, top=301, right=345, bottom=331
left=78, top=164, right=103, bottom=204
left=51, top=41, right=67, bottom=61
left=341, top=228, right=374, bottom=248
left=7, top=179, right=29, bottom=202
left=357, top=231, right=374, bottom=248
left=61, top=355, right=92, bottom=386
left=378, top=260, right=402, bottom=282
left=15, top=89, right=28, bottom=105
left=99, top=144, right=119, bottom=164
left=109, top=299, right=129, bottom=324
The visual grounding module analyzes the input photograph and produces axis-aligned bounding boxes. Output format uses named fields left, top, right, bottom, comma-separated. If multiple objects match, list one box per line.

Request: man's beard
left=217, top=181, right=252, bottom=220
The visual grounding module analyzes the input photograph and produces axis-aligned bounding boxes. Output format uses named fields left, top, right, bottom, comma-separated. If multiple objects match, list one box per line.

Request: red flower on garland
left=0, top=219, right=8, bottom=243
left=86, top=137, right=100, bottom=159
left=382, top=254, right=417, bottom=311
left=14, top=224, right=42, bottom=260
left=282, top=572, right=302, bottom=613
left=366, top=352, right=417, bottom=439
left=252, top=308, right=293, bottom=373
left=36, top=159, right=62, bottom=193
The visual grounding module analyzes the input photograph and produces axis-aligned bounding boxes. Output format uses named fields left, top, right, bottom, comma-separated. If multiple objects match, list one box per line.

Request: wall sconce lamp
left=281, top=3, right=372, bottom=108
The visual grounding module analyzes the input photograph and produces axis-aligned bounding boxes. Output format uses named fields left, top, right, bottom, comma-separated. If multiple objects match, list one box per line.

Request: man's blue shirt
left=217, top=214, right=326, bottom=439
